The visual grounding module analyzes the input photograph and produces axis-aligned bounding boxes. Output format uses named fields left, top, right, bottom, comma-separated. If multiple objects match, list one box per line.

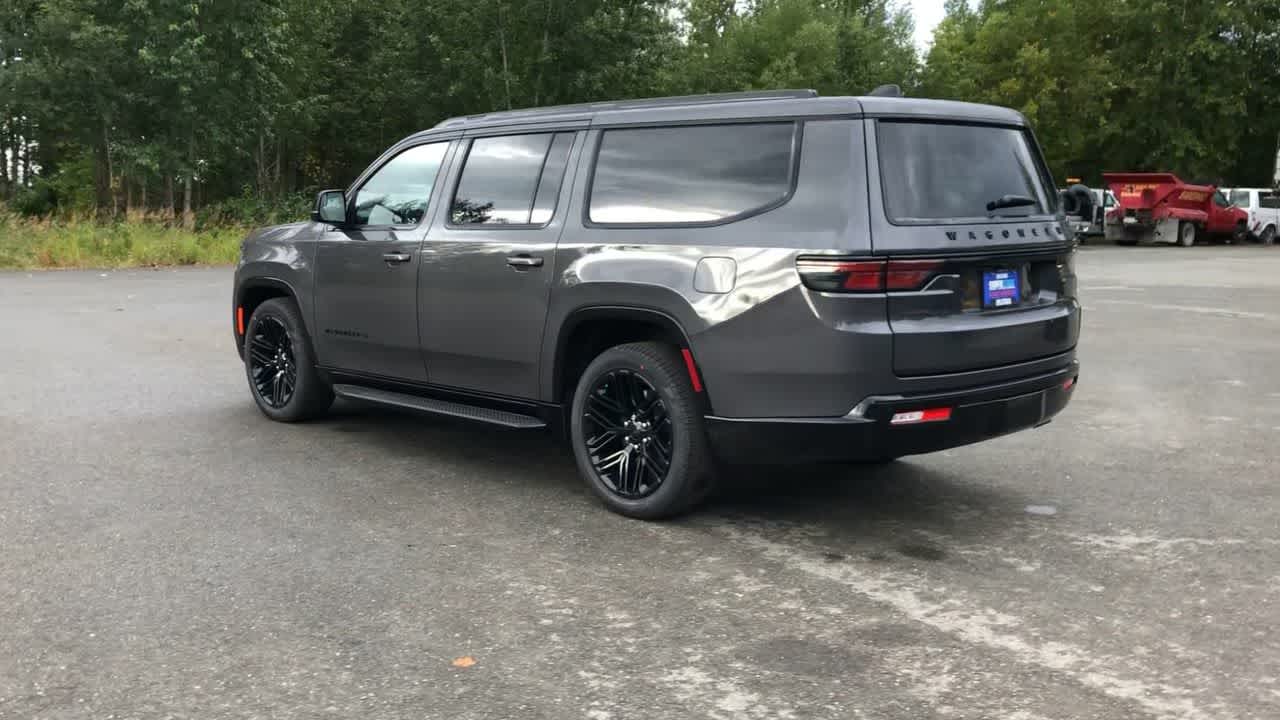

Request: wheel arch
left=234, top=277, right=302, bottom=358
left=551, top=305, right=710, bottom=413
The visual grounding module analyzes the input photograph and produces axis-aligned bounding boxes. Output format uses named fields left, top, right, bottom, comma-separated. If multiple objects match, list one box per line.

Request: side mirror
left=312, top=189, right=347, bottom=224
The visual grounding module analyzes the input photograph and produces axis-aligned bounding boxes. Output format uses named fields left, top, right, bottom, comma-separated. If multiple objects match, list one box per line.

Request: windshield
left=877, top=121, right=1055, bottom=222
left=1229, top=190, right=1250, bottom=207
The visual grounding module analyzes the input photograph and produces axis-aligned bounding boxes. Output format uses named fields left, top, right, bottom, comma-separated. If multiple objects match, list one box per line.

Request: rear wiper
left=986, top=194, right=1038, bottom=213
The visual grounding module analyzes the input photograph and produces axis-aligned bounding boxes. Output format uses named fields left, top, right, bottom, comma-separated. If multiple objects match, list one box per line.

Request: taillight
left=797, top=258, right=944, bottom=293
left=884, top=260, right=945, bottom=291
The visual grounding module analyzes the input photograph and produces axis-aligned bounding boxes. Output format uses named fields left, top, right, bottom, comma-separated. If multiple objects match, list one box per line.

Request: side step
left=332, top=384, right=546, bottom=429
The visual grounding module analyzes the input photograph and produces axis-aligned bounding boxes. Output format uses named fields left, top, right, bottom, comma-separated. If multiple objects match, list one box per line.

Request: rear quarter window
left=587, top=122, right=796, bottom=225
left=877, top=121, right=1056, bottom=223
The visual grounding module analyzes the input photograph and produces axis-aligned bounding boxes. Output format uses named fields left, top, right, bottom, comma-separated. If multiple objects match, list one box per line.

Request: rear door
left=865, top=119, right=1079, bottom=376
left=417, top=129, right=581, bottom=399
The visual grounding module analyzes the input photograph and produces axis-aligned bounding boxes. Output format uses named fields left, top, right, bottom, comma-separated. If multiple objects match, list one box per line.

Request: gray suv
left=233, top=90, right=1080, bottom=519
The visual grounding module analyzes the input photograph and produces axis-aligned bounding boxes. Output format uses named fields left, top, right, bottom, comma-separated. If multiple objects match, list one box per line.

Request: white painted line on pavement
left=722, top=527, right=1218, bottom=720
left=1090, top=298, right=1267, bottom=320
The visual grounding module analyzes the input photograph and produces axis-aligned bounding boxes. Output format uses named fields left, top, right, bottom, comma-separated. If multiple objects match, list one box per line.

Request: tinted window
left=1261, top=193, right=1280, bottom=209
left=451, top=133, right=572, bottom=225
left=589, top=123, right=795, bottom=224
left=878, top=122, right=1054, bottom=222
left=531, top=133, right=575, bottom=224
left=353, top=142, right=448, bottom=226
left=1229, top=190, right=1250, bottom=207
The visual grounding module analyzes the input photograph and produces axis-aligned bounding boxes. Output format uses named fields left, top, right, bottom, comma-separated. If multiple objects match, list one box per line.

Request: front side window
left=1229, top=190, right=1250, bottom=207
left=352, top=142, right=449, bottom=226
left=1213, top=191, right=1230, bottom=208
left=878, top=121, right=1055, bottom=222
left=450, top=132, right=574, bottom=225
left=588, top=123, right=795, bottom=225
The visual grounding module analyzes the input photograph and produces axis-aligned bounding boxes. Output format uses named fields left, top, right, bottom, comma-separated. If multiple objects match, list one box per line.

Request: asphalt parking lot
left=1, top=245, right=1278, bottom=720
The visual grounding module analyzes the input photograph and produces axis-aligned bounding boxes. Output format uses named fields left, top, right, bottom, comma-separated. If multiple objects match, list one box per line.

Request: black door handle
left=506, top=255, right=544, bottom=268
left=383, top=252, right=412, bottom=264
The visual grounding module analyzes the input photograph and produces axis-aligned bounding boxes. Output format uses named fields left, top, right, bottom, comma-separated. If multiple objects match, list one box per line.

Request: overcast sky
left=907, top=0, right=948, bottom=55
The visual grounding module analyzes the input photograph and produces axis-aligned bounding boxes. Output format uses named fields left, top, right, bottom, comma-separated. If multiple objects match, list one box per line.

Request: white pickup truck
left=1225, top=188, right=1280, bottom=244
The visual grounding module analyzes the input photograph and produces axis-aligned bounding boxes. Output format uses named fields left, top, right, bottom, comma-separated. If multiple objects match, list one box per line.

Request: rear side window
left=451, top=132, right=574, bottom=225
left=588, top=123, right=795, bottom=225
left=878, top=121, right=1055, bottom=223
left=1261, top=193, right=1280, bottom=209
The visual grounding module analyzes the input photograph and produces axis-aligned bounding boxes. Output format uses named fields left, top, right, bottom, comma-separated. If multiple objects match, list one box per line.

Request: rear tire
left=569, top=342, right=715, bottom=520
left=1261, top=225, right=1276, bottom=245
left=244, top=298, right=333, bottom=422
left=1177, top=221, right=1196, bottom=247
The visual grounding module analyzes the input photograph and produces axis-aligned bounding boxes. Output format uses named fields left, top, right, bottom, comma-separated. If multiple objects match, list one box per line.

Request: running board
left=332, top=384, right=546, bottom=429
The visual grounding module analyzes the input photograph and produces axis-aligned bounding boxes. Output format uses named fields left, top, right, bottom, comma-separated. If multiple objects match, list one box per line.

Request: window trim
left=346, top=139, right=454, bottom=231
left=873, top=118, right=1061, bottom=227
left=444, top=131, right=574, bottom=231
left=581, top=120, right=803, bottom=230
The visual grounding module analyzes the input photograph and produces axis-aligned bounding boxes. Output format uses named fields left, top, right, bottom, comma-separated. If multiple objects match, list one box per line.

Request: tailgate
left=866, top=118, right=1080, bottom=375
left=886, top=248, right=1080, bottom=376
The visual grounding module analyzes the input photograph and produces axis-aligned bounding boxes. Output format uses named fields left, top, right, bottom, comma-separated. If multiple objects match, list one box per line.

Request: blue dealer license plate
left=982, top=270, right=1020, bottom=308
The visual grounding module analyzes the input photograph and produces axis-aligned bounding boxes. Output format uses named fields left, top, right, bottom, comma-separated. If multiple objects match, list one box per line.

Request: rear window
left=588, top=123, right=795, bottom=225
left=877, top=121, right=1055, bottom=223
left=450, top=132, right=574, bottom=225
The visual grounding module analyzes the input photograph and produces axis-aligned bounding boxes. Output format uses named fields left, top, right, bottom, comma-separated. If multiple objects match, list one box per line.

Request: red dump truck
left=1103, top=173, right=1248, bottom=246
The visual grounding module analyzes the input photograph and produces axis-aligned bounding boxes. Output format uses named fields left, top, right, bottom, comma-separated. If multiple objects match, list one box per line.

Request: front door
left=1207, top=190, right=1237, bottom=234
left=313, top=140, right=453, bottom=382
left=418, top=130, right=581, bottom=399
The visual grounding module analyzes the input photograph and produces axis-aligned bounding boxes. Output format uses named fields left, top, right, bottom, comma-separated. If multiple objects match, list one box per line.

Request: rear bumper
left=705, top=360, right=1078, bottom=464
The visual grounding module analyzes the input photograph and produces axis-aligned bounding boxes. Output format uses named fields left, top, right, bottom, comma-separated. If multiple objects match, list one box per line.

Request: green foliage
left=196, top=192, right=311, bottom=230
left=0, top=211, right=244, bottom=269
left=673, top=0, right=918, bottom=95
left=3, top=0, right=1279, bottom=272
left=921, top=0, right=1280, bottom=185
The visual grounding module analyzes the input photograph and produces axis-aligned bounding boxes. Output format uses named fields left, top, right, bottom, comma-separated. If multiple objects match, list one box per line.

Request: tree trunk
left=8, top=119, right=19, bottom=190
left=125, top=172, right=133, bottom=215
left=182, top=175, right=194, bottom=230
left=140, top=175, right=148, bottom=213
left=256, top=132, right=266, bottom=198
left=164, top=175, right=175, bottom=219
left=20, top=121, right=31, bottom=187
left=182, top=133, right=195, bottom=230
left=497, top=1, right=513, bottom=109
left=102, top=120, right=118, bottom=218
left=534, top=0, right=554, bottom=106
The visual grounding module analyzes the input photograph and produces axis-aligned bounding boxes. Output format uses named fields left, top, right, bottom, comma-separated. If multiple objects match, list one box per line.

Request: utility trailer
left=1103, top=173, right=1247, bottom=246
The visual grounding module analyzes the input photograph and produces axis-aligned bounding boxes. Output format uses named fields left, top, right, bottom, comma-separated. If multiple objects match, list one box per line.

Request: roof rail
left=868, top=84, right=902, bottom=97
left=433, top=89, right=819, bottom=129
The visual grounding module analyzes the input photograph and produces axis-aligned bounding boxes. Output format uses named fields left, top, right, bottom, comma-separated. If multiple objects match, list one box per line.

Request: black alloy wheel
left=582, top=368, right=674, bottom=499
left=248, top=316, right=297, bottom=408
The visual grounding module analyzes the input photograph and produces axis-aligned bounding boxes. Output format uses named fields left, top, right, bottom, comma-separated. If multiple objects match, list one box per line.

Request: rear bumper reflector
left=890, top=407, right=953, bottom=425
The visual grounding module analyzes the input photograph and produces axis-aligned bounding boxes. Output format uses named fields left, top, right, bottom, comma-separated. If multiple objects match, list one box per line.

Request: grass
left=0, top=211, right=248, bottom=269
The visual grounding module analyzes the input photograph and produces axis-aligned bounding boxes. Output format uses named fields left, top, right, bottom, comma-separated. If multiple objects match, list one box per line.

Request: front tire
left=569, top=342, right=715, bottom=520
left=244, top=298, right=333, bottom=422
